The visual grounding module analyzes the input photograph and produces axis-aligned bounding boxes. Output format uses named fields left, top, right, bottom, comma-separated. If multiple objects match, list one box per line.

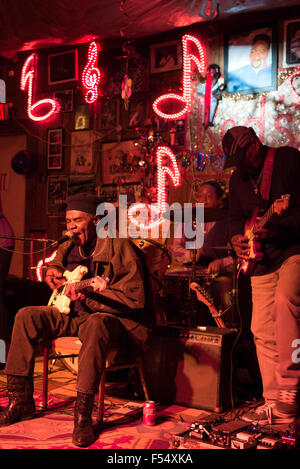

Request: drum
left=131, top=238, right=171, bottom=293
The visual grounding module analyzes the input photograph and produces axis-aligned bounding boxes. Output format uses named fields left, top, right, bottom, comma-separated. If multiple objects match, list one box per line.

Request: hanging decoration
left=287, top=67, right=300, bottom=104
left=153, top=34, right=207, bottom=120
left=121, top=74, right=132, bottom=110
left=20, top=53, right=57, bottom=121
left=199, top=0, right=219, bottom=19
left=82, top=41, right=101, bottom=104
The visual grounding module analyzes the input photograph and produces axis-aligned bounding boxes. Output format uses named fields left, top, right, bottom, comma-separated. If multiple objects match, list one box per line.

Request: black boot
left=0, top=375, right=35, bottom=426
left=72, top=392, right=96, bottom=447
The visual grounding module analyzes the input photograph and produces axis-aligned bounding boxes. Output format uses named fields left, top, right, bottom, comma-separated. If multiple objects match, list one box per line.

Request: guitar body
left=241, top=207, right=264, bottom=275
left=48, top=265, right=88, bottom=314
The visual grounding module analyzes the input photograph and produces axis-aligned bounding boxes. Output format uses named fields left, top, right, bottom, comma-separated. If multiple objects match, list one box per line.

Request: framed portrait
left=48, top=49, right=78, bottom=85
left=150, top=40, right=182, bottom=74
left=74, top=104, right=90, bottom=130
left=47, top=176, right=68, bottom=217
left=224, top=24, right=277, bottom=95
left=100, top=98, right=119, bottom=129
left=101, top=140, right=143, bottom=185
left=68, top=174, right=96, bottom=197
left=128, top=97, right=147, bottom=127
left=47, top=128, right=63, bottom=170
left=70, top=130, right=95, bottom=174
left=54, top=89, right=74, bottom=113
left=283, top=19, right=300, bottom=67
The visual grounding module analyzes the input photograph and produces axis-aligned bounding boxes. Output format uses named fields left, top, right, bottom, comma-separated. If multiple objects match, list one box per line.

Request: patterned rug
left=0, top=391, right=200, bottom=449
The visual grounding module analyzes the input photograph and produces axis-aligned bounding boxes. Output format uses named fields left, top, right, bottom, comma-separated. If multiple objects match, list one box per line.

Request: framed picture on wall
left=150, top=40, right=182, bottom=74
left=100, top=98, right=119, bottom=128
left=283, top=19, right=300, bottom=67
left=54, top=89, right=74, bottom=113
left=101, top=140, right=143, bottom=185
left=224, top=23, right=277, bottom=95
left=70, top=130, right=95, bottom=174
left=74, top=104, right=90, bottom=130
left=47, top=128, right=63, bottom=170
left=48, top=49, right=78, bottom=85
left=47, top=176, right=68, bottom=217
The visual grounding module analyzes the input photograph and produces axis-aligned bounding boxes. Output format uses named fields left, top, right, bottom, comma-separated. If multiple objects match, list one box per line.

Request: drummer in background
left=171, top=181, right=233, bottom=321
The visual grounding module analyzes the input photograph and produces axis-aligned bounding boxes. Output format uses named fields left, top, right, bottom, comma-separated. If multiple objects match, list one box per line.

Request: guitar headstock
left=272, top=194, right=290, bottom=215
left=190, top=282, right=214, bottom=307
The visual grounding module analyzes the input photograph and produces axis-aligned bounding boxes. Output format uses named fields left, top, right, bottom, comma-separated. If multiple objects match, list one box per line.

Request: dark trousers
left=5, top=306, right=137, bottom=394
left=0, top=249, right=12, bottom=341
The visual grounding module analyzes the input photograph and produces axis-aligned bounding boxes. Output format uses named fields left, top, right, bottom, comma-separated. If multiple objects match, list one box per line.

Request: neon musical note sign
left=20, top=54, right=57, bottom=121
left=82, top=41, right=101, bottom=104
left=128, top=146, right=181, bottom=229
left=153, top=34, right=207, bottom=120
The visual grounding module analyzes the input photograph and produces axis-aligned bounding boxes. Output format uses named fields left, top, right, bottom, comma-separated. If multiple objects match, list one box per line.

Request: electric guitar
left=190, top=281, right=226, bottom=328
left=241, top=194, right=290, bottom=275
left=48, top=265, right=107, bottom=314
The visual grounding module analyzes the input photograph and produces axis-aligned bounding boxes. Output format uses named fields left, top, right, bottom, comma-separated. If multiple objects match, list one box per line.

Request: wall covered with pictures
left=0, top=5, right=300, bottom=276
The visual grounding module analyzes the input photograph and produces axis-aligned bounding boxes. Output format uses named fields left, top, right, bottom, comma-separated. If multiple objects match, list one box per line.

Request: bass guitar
left=241, top=194, right=290, bottom=275
left=48, top=265, right=107, bottom=314
left=190, top=281, right=226, bottom=328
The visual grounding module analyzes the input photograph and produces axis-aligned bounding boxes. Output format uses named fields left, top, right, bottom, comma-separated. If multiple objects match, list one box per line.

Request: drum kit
left=143, top=205, right=239, bottom=328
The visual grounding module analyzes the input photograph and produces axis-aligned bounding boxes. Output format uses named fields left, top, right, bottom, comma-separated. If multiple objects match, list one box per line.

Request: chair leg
left=97, top=367, right=107, bottom=423
left=136, top=357, right=150, bottom=401
left=42, top=346, right=49, bottom=410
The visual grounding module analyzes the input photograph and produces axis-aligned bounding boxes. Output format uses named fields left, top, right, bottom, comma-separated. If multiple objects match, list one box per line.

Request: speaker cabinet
left=142, top=326, right=236, bottom=412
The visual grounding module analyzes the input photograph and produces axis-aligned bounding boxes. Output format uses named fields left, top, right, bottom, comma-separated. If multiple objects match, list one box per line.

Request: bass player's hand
left=231, top=234, right=249, bottom=260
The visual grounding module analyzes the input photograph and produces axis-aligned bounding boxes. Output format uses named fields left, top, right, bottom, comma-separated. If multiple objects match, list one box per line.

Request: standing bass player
left=0, top=193, right=154, bottom=447
left=222, top=126, right=300, bottom=425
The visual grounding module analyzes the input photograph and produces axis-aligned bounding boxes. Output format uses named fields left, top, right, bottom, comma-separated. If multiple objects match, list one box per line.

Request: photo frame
left=224, top=23, right=277, bottom=95
left=70, top=130, right=95, bottom=174
left=47, top=176, right=68, bottom=217
left=283, top=19, right=300, bottom=67
left=48, top=49, right=78, bottom=85
left=100, top=98, right=119, bottom=129
left=54, top=89, right=74, bottom=113
left=150, top=40, right=182, bottom=74
left=101, top=140, right=143, bottom=185
left=47, top=128, right=63, bottom=170
left=74, top=104, right=90, bottom=130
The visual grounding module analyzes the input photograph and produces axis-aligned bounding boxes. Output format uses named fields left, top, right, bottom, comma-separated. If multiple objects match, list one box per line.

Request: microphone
left=53, top=231, right=75, bottom=247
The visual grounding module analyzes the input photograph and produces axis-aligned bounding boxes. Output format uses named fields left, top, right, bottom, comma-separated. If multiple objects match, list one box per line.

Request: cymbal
left=162, top=206, right=228, bottom=223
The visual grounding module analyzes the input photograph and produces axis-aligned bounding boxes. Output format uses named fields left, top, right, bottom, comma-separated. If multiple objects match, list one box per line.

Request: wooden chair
left=41, top=336, right=150, bottom=422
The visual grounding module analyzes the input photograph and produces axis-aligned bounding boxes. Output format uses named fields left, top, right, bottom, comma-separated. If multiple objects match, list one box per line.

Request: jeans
left=251, top=255, right=300, bottom=402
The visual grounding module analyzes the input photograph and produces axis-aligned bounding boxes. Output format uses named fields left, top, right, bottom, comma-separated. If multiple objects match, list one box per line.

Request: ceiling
left=0, top=0, right=299, bottom=60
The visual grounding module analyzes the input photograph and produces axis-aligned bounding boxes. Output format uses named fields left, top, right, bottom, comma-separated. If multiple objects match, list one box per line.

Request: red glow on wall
left=20, top=53, right=57, bottom=121
left=82, top=41, right=101, bottom=104
left=153, top=34, right=207, bottom=120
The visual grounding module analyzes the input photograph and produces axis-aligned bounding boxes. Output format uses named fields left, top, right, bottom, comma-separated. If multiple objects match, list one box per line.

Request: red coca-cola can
left=143, top=401, right=156, bottom=426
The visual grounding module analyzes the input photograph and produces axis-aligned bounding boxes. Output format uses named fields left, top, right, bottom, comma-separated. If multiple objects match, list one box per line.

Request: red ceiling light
left=153, top=34, right=207, bottom=120
left=20, top=53, right=57, bottom=121
left=82, top=41, right=101, bottom=104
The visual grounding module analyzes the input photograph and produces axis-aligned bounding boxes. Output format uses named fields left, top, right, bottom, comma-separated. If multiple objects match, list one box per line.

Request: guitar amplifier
left=142, top=325, right=236, bottom=412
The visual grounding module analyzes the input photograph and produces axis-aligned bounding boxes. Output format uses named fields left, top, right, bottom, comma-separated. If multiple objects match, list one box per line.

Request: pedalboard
left=172, top=417, right=298, bottom=450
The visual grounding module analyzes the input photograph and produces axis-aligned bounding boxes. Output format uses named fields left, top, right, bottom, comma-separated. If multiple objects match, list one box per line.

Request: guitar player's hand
left=64, top=283, right=86, bottom=302
left=231, top=234, right=249, bottom=260
left=45, top=268, right=65, bottom=291
left=91, top=276, right=107, bottom=292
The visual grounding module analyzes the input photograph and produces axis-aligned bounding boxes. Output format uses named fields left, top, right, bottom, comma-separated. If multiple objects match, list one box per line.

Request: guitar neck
left=73, top=277, right=94, bottom=292
left=257, top=205, right=273, bottom=229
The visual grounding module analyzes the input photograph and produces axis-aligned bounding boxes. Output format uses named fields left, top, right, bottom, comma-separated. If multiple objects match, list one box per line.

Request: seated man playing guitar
left=222, top=126, right=300, bottom=425
left=0, top=193, right=154, bottom=447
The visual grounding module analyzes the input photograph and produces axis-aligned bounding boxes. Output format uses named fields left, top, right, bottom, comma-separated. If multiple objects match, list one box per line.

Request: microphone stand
left=0, top=235, right=52, bottom=243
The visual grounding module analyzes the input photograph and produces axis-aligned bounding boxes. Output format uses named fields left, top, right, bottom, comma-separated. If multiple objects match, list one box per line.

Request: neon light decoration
left=36, top=250, right=57, bottom=282
left=153, top=35, right=207, bottom=120
left=128, top=146, right=181, bottom=229
left=82, top=41, right=101, bottom=104
left=20, top=54, right=57, bottom=121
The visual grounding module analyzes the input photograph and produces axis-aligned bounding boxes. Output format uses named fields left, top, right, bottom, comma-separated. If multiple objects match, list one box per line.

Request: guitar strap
left=260, top=147, right=276, bottom=201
